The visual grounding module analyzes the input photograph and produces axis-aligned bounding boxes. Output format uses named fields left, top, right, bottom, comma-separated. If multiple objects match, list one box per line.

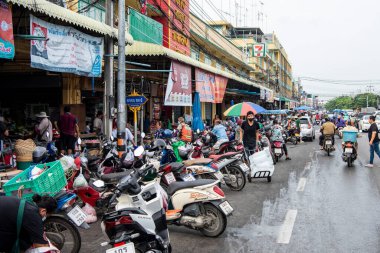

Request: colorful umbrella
left=223, top=102, right=266, bottom=117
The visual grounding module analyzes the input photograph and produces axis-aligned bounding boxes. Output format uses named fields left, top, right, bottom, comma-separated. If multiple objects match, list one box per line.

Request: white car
left=299, top=117, right=316, bottom=141
left=359, top=115, right=371, bottom=132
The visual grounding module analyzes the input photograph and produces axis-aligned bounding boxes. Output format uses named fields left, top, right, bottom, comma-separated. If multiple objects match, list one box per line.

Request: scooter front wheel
left=200, top=204, right=227, bottom=237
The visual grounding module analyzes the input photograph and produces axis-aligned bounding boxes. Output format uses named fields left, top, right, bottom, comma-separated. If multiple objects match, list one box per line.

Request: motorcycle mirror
left=134, top=146, right=145, bottom=157
left=141, top=132, right=146, bottom=138
left=77, top=137, right=82, bottom=145
left=110, top=135, right=114, bottom=141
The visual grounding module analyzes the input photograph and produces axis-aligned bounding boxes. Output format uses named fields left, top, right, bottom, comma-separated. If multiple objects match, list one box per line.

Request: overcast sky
left=192, top=0, right=380, bottom=99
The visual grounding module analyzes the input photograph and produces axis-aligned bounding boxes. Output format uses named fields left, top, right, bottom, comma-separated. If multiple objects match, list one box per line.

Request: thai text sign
left=30, top=15, right=104, bottom=77
left=169, top=0, right=190, bottom=55
left=253, top=43, right=266, bottom=57
left=165, top=61, right=192, bottom=106
left=126, top=95, right=148, bottom=108
left=0, top=0, right=15, bottom=59
left=214, top=75, right=228, bottom=103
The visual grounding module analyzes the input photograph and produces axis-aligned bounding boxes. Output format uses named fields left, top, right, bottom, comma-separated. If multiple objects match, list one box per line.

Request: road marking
left=277, top=209, right=298, bottom=244
left=296, top=178, right=307, bottom=192
left=305, top=162, right=311, bottom=170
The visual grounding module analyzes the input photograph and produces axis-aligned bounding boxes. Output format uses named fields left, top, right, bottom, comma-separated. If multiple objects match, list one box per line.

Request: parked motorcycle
left=101, top=164, right=171, bottom=253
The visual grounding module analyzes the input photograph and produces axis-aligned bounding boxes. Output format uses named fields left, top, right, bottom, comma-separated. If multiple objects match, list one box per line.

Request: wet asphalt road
left=80, top=130, right=380, bottom=253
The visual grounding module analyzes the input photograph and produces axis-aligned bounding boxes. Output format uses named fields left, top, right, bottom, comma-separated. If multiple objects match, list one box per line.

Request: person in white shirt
left=112, top=119, right=136, bottom=146
left=93, top=111, right=103, bottom=135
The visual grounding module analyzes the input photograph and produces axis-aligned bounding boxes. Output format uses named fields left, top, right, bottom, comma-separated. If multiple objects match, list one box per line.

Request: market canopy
left=260, top=110, right=288, bottom=115
left=8, top=0, right=133, bottom=44
left=295, top=106, right=313, bottom=111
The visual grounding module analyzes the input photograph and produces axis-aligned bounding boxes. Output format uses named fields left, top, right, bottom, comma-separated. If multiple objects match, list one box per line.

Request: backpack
left=180, top=124, right=192, bottom=142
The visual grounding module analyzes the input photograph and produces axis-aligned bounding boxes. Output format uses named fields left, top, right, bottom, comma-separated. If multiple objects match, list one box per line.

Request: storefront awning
left=8, top=0, right=133, bottom=45
left=125, top=41, right=271, bottom=92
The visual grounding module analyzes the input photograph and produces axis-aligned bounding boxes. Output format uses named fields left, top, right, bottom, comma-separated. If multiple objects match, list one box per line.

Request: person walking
left=35, top=112, right=53, bottom=145
left=365, top=115, right=380, bottom=167
left=239, top=111, right=260, bottom=155
left=58, top=106, right=79, bottom=155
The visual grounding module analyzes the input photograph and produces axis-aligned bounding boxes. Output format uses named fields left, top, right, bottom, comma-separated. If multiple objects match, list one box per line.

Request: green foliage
left=325, top=93, right=380, bottom=111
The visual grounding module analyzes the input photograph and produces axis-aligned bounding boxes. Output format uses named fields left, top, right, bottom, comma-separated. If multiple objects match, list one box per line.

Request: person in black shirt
left=239, top=111, right=260, bottom=155
left=365, top=115, right=380, bottom=168
left=0, top=194, right=57, bottom=252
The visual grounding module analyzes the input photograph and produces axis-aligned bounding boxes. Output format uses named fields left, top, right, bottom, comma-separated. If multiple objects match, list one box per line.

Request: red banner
left=164, top=61, right=192, bottom=106
left=214, top=75, right=227, bottom=103
left=195, top=69, right=227, bottom=103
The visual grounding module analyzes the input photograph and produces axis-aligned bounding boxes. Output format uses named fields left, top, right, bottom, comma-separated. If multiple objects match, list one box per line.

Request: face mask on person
left=248, top=117, right=254, bottom=122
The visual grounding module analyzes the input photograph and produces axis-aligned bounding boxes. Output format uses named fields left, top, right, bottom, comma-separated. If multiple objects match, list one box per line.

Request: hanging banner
left=253, top=43, right=266, bottom=57
left=267, top=90, right=274, bottom=103
left=164, top=61, right=192, bottom=106
left=214, top=75, right=227, bottom=103
left=260, top=89, right=266, bottom=100
left=0, top=0, right=15, bottom=59
left=30, top=15, right=104, bottom=77
left=196, top=68, right=215, bottom=102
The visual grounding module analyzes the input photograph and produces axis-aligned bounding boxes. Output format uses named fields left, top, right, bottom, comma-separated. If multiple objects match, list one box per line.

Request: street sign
left=126, top=91, right=148, bottom=108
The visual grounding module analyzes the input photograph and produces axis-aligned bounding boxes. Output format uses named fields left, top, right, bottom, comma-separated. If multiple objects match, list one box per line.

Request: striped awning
left=8, top=0, right=133, bottom=45
left=125, top=41, right=272, bottom=92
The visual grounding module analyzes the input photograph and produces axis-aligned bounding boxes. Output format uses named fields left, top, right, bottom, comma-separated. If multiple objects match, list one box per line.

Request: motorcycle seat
left=209, top=152, right=238, bottom=162
left=160, top=162, right=185, bottom=172
left=100, top=170, right=132, bottom=184
left=167, top=179, right=216, bottom=196
left=183, top=158, right=212, bottom=167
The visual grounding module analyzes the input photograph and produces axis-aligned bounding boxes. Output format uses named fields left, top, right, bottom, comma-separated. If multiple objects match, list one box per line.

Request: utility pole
left=104, top=0, right=114, bottom=139
left=117, top=0, right=126, bottom=157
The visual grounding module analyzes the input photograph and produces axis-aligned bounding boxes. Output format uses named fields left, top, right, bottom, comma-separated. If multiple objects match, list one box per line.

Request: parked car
left=299, top=116, right=315, bottom=141
left=359, top=115, right=371, bottom=132
left=376, top=115, right=380, bottom=129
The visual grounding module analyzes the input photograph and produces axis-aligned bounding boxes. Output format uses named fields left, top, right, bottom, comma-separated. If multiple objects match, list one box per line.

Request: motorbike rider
left=335, top=114, right=346, bottom=128
left=0, top=194, right=58, bottom=252
left=271, top=120, right=291, bottom=160
left=319, top=117, right=336, bottom=150
left=240, top=111, right=260, bottom=155
left=342, top=118, right=359, bottom=149
left=211, top=120, right=229, bottom=151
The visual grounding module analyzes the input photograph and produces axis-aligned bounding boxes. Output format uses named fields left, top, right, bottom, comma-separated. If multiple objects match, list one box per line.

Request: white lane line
left=296, top=178, right=307, bottom=192
left=305, top=162, right=311, bottom=170
left=277, top=209, right=298, bottom=244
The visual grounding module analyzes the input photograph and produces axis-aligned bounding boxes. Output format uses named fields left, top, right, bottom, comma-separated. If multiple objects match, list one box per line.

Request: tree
left=325, top=96, right=353, bottom=111
left=353, top=93, right=379, bottom=108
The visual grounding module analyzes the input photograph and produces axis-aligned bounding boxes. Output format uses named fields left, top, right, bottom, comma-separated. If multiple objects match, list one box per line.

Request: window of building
left=216, top=62, right=222, bottom=70
left=191, top=49, right=200, bottom=61
left=78, top=0, right=106, bottom=23
left=205, top=54, right=211, bottom=65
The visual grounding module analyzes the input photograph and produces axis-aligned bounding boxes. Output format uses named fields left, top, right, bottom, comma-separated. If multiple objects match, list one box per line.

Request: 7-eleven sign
left=253, top=43, right=266, bottom=57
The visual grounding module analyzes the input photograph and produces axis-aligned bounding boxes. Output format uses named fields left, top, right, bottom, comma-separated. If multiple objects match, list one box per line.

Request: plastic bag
left=172, top=141, right=185, bottom=162
left=25, top=238, right=60, bottom=253
left=73, top=169, right=88, bottom=189
left=59, top=156, right=75, bottom=172
left=82, top=203, right=97, bottom=223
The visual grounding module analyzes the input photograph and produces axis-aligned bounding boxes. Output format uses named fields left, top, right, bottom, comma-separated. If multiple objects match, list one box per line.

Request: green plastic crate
left=3, top=160, right=67, bottom=201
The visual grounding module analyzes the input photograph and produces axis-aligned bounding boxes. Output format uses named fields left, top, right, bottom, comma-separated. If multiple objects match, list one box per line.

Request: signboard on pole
left=164, top=61, right=192, bottom=106
left=0, top=0, right=15, bottom=59
left=253, top=43, right=266, bottom=57
left=126, top=91, right=148, bottom=108
left=30, top=15, right=104, bottom=77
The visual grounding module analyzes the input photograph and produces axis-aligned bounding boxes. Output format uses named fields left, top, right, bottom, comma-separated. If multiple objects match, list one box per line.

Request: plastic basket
left=343, top=131, right=357, bottom=143
left=3, top=160, right=67, bottom=201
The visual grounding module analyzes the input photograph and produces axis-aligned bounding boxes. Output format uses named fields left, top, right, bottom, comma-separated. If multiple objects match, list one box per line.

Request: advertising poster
left=0, top=0, right=15, bottom=59
left=214, top=75, right=228, bottom=103
left=164, top=61, right=192, bottom=106
left=30, top=15, right=104, bottom=77
left=196, top=68, right=215, bottom=102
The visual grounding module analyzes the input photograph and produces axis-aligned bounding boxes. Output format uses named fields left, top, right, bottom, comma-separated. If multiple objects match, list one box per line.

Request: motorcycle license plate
left=67, top=205, right=87, bottom=226
left=219, top=201, right=234, bottom=215
left=182, top=173, right=196, bottom=181
left=275, top=148, right=282, bottom=154
left=214, top=171, right=224, bottom=180
left=239, top=163, right=250, bottom=172
left=106, top=242, right=136, bottom=253
left=164, top=172, right=176, bottom=184
left=345, top=148, right=353, bottom=153
left=325, top=141, right=332, bottom=145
